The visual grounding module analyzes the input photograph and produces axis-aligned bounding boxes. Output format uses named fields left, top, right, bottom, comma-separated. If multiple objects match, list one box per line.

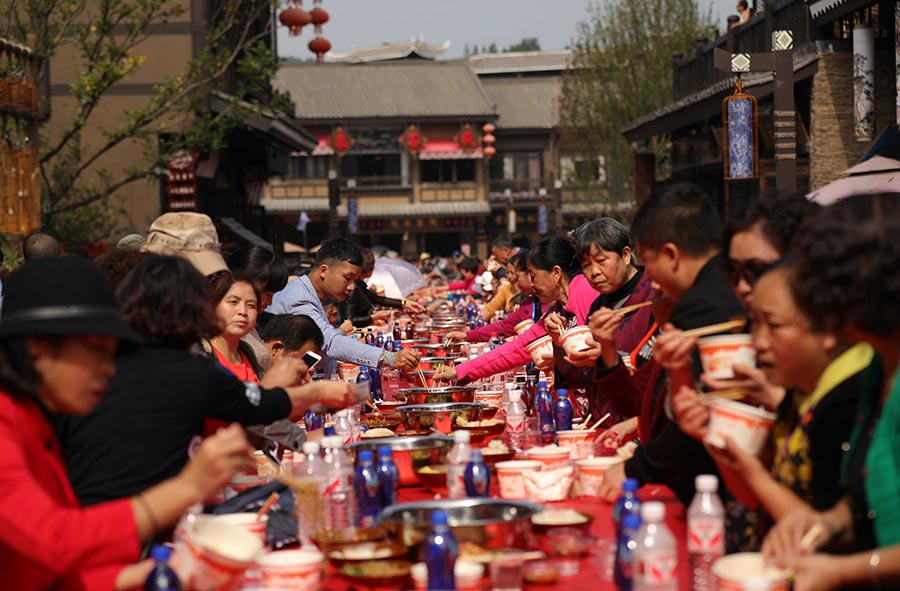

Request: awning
left=208, top=92, right=317, bottom=152
left=419, top=139, right=483, bottom=160
left=259, top=197, right=330, bottom=214
left=807, top=0, right=871, bottom=21
left=336, top=200, right=490, bottom=219
left=217, top=217, right=272, bottom=250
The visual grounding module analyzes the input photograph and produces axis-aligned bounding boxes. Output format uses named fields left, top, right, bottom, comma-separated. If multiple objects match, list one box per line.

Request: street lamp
left=327, top=168, right=339, bottom=239
left=553, top=179, right=564, bottom=232
left=504, top=188, right=514, bottom=235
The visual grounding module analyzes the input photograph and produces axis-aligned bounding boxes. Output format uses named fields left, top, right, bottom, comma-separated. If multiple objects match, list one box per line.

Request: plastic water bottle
left=376, top=446, right=399, bottom=509
left=393, top=322, right=402, bottom=342
left=354, top=449, right=380, bottom=527
left=553, top=388, right=573, bottom=431
left=369, top=366, right=384, bottom=402
left=506, top=390, right=526, bottom=452
left=535, top=381, right=555, bottom=444
left=463, top=450, right=491, bottom=497
left=305, top=409, right=324, bottom=431
left=384, top=334, right=395, bottom=352
left=633, top=502, right=678, bottom=591
left=489, top=331, right=501, bottom=351
left=523, top=370, right=538, bottom=414
left=688, top=474, right=725, bottom=591
left=375, top=331, right=385, bottom=348
left=613, top=478, right=642, bottom=534
left=145, top=544, right=181, bottom=591
left=423, top=510, right=458, bottom=591
left=321, top=436, right=358, bottom=530
left=446, top=430, right=472, bottom=499
left=356, top=367, right=372, bottom=409
left=293, top=441, right=326, bottom=547
left=365, top=328, right=375, bottom=345
left=334, top=410, right=353, bottom=445
left=615, top=513, right=642, bottom=591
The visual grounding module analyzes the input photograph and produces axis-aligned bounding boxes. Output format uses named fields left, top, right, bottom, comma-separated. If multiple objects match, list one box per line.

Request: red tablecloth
left=324, top=484, right=689, bottom=591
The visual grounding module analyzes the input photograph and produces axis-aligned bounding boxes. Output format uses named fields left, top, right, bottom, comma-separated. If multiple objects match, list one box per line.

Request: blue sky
left=277, top=0, right=741, bottom=60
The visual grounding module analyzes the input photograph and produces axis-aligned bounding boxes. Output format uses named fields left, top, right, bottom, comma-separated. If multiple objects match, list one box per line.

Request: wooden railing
left=0, top=37, right=41, bottom=235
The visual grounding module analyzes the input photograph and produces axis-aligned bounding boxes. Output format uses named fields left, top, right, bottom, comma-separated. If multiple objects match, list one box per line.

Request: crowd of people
left=0, top=183, right=897, bottom=591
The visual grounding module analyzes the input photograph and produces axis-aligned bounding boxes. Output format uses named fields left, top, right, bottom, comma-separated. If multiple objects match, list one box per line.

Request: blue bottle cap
left=150, top=544, right=172, bottom=562
left=377, top=446, right=393, bottom=459
left=623, top=478, right=639, bottom=492
left=323, top=426, right=336, bottom=436
left=470, top=450, right=483, bottom=461
left=556, top=389, right=568, bottom=396
left=622, top=514, right=641, bottom=530
left=358, top=450, right=374, bottom=462
left=431, top=510, right=448, bottom=526
left=538, top=381, right=548, bottom=389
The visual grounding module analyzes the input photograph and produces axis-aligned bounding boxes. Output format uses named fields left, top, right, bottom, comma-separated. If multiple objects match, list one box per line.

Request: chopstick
left=800, top=523, right=826, bottom=551
left=697, top=389, right=746, bottom=404
left=577, top=413, right=592, bottom=430
left=615, top=301, right=654, bottom=315
left=417, top=368, right=432, bottom=393
left=681, top=318, right=747, bottom=338
left=587, top=413, right=611, bottom=431
left=257, top=492, right=280, bottom=520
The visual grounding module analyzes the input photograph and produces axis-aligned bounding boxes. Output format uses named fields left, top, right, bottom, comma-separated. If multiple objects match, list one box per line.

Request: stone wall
left=810, top=46, right=897, bottom=190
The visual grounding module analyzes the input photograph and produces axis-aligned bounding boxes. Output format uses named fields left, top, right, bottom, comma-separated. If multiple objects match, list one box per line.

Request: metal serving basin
left=396, top=386, right=477, bottom=405
left=378, top=499, right=543, bottom=550
left=348, top=435, right=453, bottom=487
left=396, top=402, right=485, bottom=434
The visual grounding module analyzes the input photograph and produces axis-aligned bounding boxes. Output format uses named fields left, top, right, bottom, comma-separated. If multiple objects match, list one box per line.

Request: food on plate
left=458, top=542, right=491, bottom=559
left=331, top=544, right=394, bottom=560
left=341, top=560, right=410, bottom=577
left=532, top=509, right=590, bottom=525
left=360, top=428, right=395, bottom=439
left=456, top=417, right=504, bottom=427
left=483, top=440, right=510, bottom=455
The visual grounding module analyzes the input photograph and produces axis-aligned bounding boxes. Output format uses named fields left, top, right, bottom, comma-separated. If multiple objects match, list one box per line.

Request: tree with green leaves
left=560, top=0, right=714, bottom=200
left=504, top=37, right=540, bottom=53
left=1, top=0, right=285, bottom=245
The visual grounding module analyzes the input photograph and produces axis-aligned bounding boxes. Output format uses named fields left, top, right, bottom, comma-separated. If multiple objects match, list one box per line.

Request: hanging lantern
left=308, top=37, right=331, bottom=63
left=399, top=124, right=428, bottom=158
left=309, top=7, right=329, bottom=34
left=482, top=123, right=495, bottom=134
left=484, top=145, right=496, bottom=159
left=481, top=122, right=496, bottom=160
left=328, top=126, right=354, bottom=157
left=722, top=77, right=758, bottom=180
left=279, top=5, right=311, bottom=36
left=455, top=123, right=481, bottom=152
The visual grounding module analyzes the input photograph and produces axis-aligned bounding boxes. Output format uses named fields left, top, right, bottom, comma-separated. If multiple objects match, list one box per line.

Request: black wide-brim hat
left=0, top=256, right=140, bottom=344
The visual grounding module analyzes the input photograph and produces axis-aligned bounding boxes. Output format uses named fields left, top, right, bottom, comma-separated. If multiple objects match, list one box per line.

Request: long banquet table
left=324, top=483, right=689, bottom=591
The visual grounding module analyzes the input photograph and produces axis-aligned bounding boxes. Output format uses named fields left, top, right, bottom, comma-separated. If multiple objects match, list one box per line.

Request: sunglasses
left=724, top=258, right=777, bottom=287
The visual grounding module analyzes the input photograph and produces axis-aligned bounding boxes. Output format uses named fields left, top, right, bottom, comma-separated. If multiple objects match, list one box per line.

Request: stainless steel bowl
left=348, top=435, right=452, bottom=487
left=378, top=499, right=543, bottom=550
left=396, top=402, right=485, bottom=434
left=396, top=386, right=477, bottom=405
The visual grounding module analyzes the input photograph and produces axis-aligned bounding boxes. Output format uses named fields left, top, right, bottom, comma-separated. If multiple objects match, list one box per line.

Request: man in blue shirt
left=270, top=239, right=420, bottom=376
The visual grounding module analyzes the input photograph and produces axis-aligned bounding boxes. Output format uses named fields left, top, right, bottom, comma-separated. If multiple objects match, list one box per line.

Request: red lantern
left=483, top=133, right=496, bottom=145
left=455, top=123, right=480, bottom=151
left=308, top=36, right=331, bottom=62
left=484, top=145, right=496, bottom=159
left=399, top=124, right=428, bottom=158
left=482, top=123, right=496, bottom=134
left=309, top=7, right=329, bottom=34
left=328, top=126, right=354, bottom=156
left=279, top=6, right=310, bottom=36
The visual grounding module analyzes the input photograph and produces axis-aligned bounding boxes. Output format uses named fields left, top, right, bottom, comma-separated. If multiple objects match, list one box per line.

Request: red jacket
left=0, top=392, right=140, bottom=590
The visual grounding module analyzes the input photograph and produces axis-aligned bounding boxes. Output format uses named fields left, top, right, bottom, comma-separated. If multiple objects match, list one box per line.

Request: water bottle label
left=637, top=553, right=678, bottom=583
left=322, top=477, right=341, bottom=498
left=507, top=417, right=524, bottom=432
left=688, top=518, right=724, bottom=553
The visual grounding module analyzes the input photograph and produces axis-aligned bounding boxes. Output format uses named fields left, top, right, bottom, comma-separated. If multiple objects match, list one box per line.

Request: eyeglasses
left=724, top=258, right=777, bottom=287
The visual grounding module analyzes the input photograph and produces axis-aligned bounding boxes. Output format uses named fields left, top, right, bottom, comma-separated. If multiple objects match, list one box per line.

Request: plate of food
left=414, top=464, right=449, bottom=490
left=339, top=559, right=412, bottom=588
left=310, top=527, right=387, bottom=553
left=530, top=508, right=595, bottom=535
left=327, top=542, right=409, bottom=567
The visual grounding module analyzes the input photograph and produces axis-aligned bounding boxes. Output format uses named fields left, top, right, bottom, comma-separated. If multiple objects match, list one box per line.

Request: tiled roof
left=468, top=50, right=573, bottom=75
left=480, top=77, right=562, bottom=130
left=327, top=40, right=451, bottom=63
left=274, top=61, right=496, bottom=121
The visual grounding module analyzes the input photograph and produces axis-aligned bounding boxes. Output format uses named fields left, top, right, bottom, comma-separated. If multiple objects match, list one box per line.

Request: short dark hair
left=359, top=248, right=376, bottom=275
left=260, top=314, right=324, bottom=351
left=93, top=249, right=148, bottom=289
left=210, top=270, right=260, bottom=307
left=527, top=235, right=581, bottom=278
left=573, top=218, right=633, bottom=257
left=792, top=193, right=900, bottom=337
left=491, top=236, right=515, bottom=250
left=228, top=245, right=288, bottom=294
left=0, top=338, right=41, bottom=398
left=514, top=249, right=530, bottom=272
left=631, top=182, right=722, bottom=256
left=724, top=192, right=819, bottom=259
left=315, top=239, right=363, bottom=267
left=23, top=233, right=60, bottom=262
left=117, top=256, right=221, bottom=349
left=738, top=1, right=749, bottom=9
left=458, top=257, right=479, bottom=275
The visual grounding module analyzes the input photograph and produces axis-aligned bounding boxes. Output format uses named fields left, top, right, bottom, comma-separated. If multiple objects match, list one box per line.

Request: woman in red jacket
left=0, top=256, right=251, bottom=590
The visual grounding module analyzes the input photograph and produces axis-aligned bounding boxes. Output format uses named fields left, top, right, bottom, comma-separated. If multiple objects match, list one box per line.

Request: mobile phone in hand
left=301, top=351, right=322, bottom=371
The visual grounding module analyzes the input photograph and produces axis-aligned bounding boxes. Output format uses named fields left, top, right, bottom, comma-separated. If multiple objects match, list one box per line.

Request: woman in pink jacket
left=435, top=235, right=600, bottom=385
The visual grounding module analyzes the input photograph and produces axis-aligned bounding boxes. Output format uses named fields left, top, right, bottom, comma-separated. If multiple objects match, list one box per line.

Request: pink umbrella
left=807, top=156, right=900, bottom=205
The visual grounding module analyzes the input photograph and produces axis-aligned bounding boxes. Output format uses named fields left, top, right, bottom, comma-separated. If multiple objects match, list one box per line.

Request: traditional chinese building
left=263, top=42, right=597, bottom=257
left=622, top=0, right=899, bottom=208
